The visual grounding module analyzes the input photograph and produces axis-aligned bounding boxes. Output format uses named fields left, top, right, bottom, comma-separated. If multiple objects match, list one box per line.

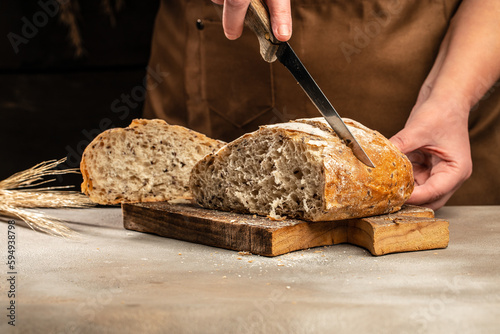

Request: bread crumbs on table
left=267, top=215, right=286, bottom=221
left=238, top=251, right=251, bottom=256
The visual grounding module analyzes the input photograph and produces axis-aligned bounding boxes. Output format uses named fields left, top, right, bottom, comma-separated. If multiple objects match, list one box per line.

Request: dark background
left=0, top=0, right=160, bottom=188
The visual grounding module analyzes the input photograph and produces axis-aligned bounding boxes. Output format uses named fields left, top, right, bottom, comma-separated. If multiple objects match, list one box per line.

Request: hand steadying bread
left=190, top=118, right=414, bottom=221
left=80, top=119, right=225, bottom=205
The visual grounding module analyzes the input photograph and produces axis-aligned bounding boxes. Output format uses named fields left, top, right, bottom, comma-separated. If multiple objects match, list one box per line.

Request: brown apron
left=143, top=0, right=500, bottom=206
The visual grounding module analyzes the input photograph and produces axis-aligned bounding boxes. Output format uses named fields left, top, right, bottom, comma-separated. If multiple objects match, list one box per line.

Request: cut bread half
left=81, top=119, right=225, bottom=205
left=190, top=118, right=414, bottom=221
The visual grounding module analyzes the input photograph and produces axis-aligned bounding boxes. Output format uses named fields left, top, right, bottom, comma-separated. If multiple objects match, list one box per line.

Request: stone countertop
left=1, top=206, right=499, bottom=333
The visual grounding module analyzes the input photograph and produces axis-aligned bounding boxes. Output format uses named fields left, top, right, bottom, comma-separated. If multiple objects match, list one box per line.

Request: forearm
left=417, top=0, right=500, bottom=113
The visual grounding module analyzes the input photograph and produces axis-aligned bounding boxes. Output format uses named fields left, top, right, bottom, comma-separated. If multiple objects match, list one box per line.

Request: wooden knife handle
left=245, top=0, right=281, bottom=63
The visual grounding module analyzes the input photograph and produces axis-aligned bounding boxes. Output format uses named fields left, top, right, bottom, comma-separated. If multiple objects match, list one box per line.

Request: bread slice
left=189, top=118, right=414, bottom=221
left=81, top=119, right=225, bottom=205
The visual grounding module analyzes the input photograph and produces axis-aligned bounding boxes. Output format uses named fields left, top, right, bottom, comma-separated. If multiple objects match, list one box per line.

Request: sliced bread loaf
left=81, top=119, right=225, bottom=205
left=189, top=118, right=414, bottom=221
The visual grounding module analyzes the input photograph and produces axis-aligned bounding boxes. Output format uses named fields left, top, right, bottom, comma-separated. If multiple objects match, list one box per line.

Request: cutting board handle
left=245, top=0, right=281, bottom=63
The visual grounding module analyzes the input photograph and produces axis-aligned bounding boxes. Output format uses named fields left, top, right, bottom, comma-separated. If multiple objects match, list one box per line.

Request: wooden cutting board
left=122, top=202, right=449, bottom=256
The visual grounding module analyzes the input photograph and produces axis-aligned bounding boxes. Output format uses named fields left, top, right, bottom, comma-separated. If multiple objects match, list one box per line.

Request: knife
left=243, top=0, right=375, bottom=168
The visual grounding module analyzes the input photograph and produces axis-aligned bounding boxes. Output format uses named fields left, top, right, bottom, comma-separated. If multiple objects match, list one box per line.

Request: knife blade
left=244, top=0, right=375, bottom=168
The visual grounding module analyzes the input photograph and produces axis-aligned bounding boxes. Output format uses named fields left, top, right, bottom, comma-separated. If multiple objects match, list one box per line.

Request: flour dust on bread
left=190, top=118, right=414, bottom=221
left=81, top=119, right=225, bottom=205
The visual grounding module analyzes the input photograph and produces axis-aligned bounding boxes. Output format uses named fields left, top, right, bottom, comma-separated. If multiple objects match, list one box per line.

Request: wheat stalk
left=0, top=158, right=95, bottom=237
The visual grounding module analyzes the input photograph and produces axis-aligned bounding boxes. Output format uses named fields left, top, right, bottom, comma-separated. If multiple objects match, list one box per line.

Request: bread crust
left=190, top=118, right=414, bottom=221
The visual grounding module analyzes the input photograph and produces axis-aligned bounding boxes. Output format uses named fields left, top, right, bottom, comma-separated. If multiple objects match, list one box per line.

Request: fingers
left=220, top=0, right=252, bottom=40
left=213, top=0, right=292, bottom=41
left=406, top=174, right=457, bottom=210
left=390, top=127, right=424, bottom=155
left=406, top=192, right=449, bottom=211
left=406, top=154, right=471, bottom=210
left=390, top=126, right=463, bottom=210
left=390, top=97, right=472, bottom=210
left=266, top=0, right=292, bottom=41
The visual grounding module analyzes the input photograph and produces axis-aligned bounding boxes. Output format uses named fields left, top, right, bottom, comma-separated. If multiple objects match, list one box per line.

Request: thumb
left=266, top=0, right=292, bottom=41
left=389, top=127, right=423, bottom=155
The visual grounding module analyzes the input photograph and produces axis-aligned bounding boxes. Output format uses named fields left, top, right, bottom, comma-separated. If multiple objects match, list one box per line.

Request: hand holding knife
left=242, top=0, right=375, bottom=168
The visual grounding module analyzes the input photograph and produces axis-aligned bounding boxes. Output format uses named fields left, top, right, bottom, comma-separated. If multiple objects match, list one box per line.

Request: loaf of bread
left=190, top=118, right=414, bottom=221
left=81, top=119, right=225, bottom=205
